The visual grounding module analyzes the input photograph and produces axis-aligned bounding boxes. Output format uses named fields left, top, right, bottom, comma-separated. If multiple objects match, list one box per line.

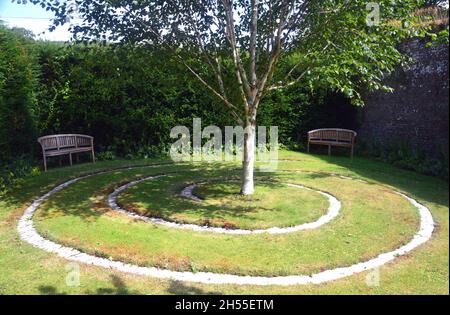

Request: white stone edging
left=180, top=184, right=204, bottom=202
left=17, top=166, right=435, bottom=286
left=108, top=177, right=341, bottom=235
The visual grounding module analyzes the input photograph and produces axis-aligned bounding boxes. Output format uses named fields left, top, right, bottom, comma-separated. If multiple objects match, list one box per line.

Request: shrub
left=0, top=26, right=37, bottom=163
left=96, top=151, right=116, bottom=161
left=0, top=156, right=40, bottom=197
left=357, top=140, right=449, bottom=180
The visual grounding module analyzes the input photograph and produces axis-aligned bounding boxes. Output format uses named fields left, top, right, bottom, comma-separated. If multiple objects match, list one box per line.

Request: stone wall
left=357, top=38, right=449, bottom=158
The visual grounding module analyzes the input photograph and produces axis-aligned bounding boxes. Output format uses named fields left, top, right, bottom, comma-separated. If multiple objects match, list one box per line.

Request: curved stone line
left=17, top=165, right=435, bottom=286
left=108, top=178, right=341, bottom=235
left=180, top=184, right=204, bottom=202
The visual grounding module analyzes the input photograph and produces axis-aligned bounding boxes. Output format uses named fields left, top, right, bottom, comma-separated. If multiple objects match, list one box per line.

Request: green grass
left=32, top=167, right=418, bottom=276
left=118, top=178, right=329, bottom=229
left=0, top=150, right=448, bottom=294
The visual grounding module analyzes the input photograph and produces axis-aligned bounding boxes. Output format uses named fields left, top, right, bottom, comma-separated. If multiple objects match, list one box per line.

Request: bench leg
left=91, top=149, right=95, bottom=163
left=328, top=145, right=331, bottom=156
left=307, top=142, right=310, bottom=153
left=43, top=155, right=47, bottom=172
left=69, top=153, right=73, bottom=166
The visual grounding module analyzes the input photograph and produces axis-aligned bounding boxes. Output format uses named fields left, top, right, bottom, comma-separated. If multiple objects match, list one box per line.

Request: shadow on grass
left=92, top=275, right=142, bottom=295
left=38, top=274, right=142, bottom=295
left=311, top=153, right=449, bottom=208
left=1, top=159, right=178, bottom=208
left=37, top=275, right=223, bottom=295
left=119, top=174, right=288, bottom=227
left=38, top=285, right=67, bottom=295
left=1, top=161, right=201, bottom=223
left=167, top=280, right=222, bottom=295
left=3, top=155, right=448, bottom=226
left=27, top=165, right=289, bottom=228
left=91, top=275, right=222, bottom=295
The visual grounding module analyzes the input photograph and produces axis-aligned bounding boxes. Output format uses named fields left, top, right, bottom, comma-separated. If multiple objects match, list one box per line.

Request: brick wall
left=358, top=38, right=449, bottom=158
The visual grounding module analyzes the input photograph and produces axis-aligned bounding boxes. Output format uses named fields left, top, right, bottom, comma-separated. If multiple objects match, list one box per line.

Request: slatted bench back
left=39, top=137, right=59, bottom=151
left=308, top=129, right=357, bottom=143
left=38, top=134, right=93, bottom=152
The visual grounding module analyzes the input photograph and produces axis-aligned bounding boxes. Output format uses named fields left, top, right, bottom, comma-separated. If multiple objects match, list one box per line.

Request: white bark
left=241, top=123, right=256, bottom=195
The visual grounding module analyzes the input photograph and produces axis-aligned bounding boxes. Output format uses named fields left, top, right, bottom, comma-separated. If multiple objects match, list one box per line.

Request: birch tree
left=25, top=0, right=424, bottom=194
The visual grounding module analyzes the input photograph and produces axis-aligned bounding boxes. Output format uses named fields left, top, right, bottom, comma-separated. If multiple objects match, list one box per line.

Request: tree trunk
left=241, top=122, right=256, bottom=195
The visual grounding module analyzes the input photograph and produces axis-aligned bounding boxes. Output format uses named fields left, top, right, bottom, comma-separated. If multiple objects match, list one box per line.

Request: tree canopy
left=20, top=0, right=435, bottom=194
left=25, top=0, right=428, bottom=117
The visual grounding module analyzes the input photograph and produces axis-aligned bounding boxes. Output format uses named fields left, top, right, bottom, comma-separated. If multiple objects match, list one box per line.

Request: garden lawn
left=117, top=177, right=330, bottom=230
left=0, top=150, right=448, bottom=294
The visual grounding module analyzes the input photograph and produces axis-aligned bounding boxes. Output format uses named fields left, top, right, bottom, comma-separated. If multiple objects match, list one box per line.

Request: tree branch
left=186, top=5, right=232, bottom=108
left=251, top=0, right=293, bottom=117
left=127, top=8, right=244, bottom=126
left=249, top=0, right=259, bottom=96
left=221, top=0, right=252, bottom=104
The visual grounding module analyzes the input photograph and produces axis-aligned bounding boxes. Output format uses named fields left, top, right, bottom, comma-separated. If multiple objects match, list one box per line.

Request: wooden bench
left=307, top=129, right=357, bottom=158
left=38, top=134, right=95, bottom=171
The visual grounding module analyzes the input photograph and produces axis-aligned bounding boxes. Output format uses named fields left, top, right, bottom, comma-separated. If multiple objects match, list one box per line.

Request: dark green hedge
left=1, top=25, right=359, bottom=165
left=33, top=44, right=229, bottom=154
left=0, top=26, right=37, bottom=163
left=0, top=25, right=447, bottom=194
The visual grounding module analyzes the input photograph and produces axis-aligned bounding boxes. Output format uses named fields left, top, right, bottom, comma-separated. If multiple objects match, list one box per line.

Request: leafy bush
left=357, top=141, right=449, bottom=180
left=32, top=44, right=236, bottom=156
left=96, top=150, right=116, bottom=161
left=30, top=41, right=359, bottom=157
left=0, top=26, right=37, bottom=163
left=0, top=156, right=40, bottom=197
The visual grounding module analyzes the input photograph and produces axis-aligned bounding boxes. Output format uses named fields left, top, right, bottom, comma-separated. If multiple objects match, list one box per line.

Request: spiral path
left=17, top=164, right=435, bottom=286
left=108, top=176, right=341, bottom=235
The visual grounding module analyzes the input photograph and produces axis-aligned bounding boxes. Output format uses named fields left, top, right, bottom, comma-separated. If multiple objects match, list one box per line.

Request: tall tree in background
left=0, top=25, right=36, bottom=163
left=26, top=0, right=423, bottom=194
